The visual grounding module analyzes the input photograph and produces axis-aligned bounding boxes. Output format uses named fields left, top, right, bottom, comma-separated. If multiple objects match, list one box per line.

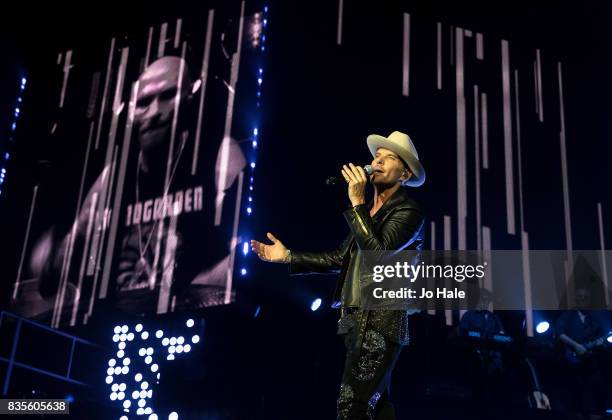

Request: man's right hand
left=250, top=232, right=289, bottom=263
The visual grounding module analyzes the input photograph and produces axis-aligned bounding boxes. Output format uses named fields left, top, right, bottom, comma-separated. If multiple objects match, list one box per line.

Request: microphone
left=325, top=165, right=373, bottom=186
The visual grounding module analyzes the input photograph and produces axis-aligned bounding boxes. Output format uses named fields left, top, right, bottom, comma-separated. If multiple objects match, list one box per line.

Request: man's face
left=370, top=148, right=411, bottom=187
left=134, top=57, right=190, bottom=155
left=575, top=288, right=591, bottom=309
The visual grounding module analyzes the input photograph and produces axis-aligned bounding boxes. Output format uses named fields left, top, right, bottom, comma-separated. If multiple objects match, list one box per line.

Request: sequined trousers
left=337, top=311, right=403, bottom=420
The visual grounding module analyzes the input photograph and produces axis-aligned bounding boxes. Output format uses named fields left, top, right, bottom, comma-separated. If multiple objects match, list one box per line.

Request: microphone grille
left=363, top=164, right=373, bottom=175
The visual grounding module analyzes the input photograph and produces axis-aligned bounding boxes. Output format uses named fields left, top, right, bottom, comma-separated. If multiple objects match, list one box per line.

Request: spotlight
left=169, top=346, right=176, bottom=354
left=250, top=162, right=256, bottom=169
left=145, top=356, right=152, bottom=364
left=123, top=400, right=131, bottom=409
left=310, top=298, right=322, bottom=312
left=192, top=335, right=200, bottom=344
left=167, top=354, right=175, bottom=361
left=149, top=414, right=158, bottom=420
left=127, top=333, right=135, bottom=341
left=112, top=384, right=119, bottom=392
left=186, top=319, right=195, bottom=328
left=169, top=412, right=179, bottom=420
left=107, top=367, right=114, bottom=376
left=145, top=407, right=153, bottom=415
left=139, top=348, right=146, bottom=356
left=123, top=358, right=131, bottom=366
left=137, top=408, right=145, bottom=415
left=121, top=325, right=128, bottom=333
left=183, top=344, right=191, bottom=353
left=141, top=331, right=149, bottom=340
left=146, top=347, right=154, bottom=356
left=177, top=337, right=185, bottom=345
left=147, top=390, right=153, bottom=398
left=176, top=345, right=184, bottom=354
left=114, top=367, right=121, bottom=375
left=241, top=268, right=247, bottom=275
left=120, top=334, right=127, bottom=341
left=114, top=326, right=122, bottom=334
left=151, top=364, right=159, bottom=372
left=119, top=383, right=126, bottom=392
left=246, top=208, right=252, bottom=215
left=141, top=381, right=149, bottom=390
left=118, top=342, right=126, bottom=350
left=242, top=242, right=249, bottom=256
left=120, top=416, right=128, bottom=420
left=135, top=324, right=143, bottom=332
left=170, top=337, right=177, bottom=346
left=138, top=399, right=146, bottom=408
left=155, top=330, right=164, bottom=338
left=536, top=321, right=550, bottom=334
left=607, top=334, right=612, bottom=344
left=140, top=390, right=147, bottom=399
left=135, top=373, right=143, bottom=382
left=132, top=391, right=139, bottom=399
left=110, top=392, right=118, bottom=401
left=117, top=350, right=125, bottom=358
left=117, top=392, right=125, bottom=400
left=121, top=366, right=129, bottom=374
left=162, top=338, right=170, bottom=346
left=113, top=335, right=120, bottom=342
left=105, top=376, right=113, bottom=384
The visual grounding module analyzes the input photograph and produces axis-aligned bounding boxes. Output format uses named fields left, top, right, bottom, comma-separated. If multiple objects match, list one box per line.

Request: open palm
left=250, top=232, right=288, bottom=263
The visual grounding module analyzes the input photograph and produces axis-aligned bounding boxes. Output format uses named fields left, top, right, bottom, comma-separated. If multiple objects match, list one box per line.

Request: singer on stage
left=251, top=131, right=426, bottom=419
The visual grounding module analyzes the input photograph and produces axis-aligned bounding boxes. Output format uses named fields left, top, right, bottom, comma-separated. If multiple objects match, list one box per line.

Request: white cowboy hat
left=366, top=131, right=425, bottom=187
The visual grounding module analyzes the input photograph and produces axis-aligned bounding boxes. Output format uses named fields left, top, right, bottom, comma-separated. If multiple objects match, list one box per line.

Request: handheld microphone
left=325, top=165, right=373, bottom=186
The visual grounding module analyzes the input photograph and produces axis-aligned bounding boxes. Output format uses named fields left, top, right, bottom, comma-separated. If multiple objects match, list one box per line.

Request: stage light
left=21, top=77, right=26, bottom=85
left=252, top=140, right=258, bottom=148
left=264, top=6, right=268, bottom=12
left=254, top=128, right=258, bottom=136
left=192, top=335, right=200, bottom=344
left=243, top=242, right=249, bottom=256
left=149, top=414, right=158, bottom=420
left=183, top=344, right=191, bottom=353
left=123, top=358, right=130, bottom=366
left=151, top=364, right=159, bottom=372
left=118, top=342, right=126, bottom=350
left=186, top=319, right=195, bottom=327
left=145, top=407, right=153, bottom=415
left=169, top=412, right=179, bottom=420
left=107, top=367, right=114, bottom=376
left=119, top=383, right=126, bottom=392
left=135, top=373, right=143, bottom=382
left=311, top=298, right=322, bottom=312
left=110, top=392, right=117, bottom=401
left=167, top=354, right=175, bottom=361
left=250, top=162, right=256, bottom=169
left=241, top=268, right=247, bottom=275
left=145, top=356, right=152, bottom=364
left=141, top=381, right=149, bottom=390
left=170, top=337, right=177, bottom=346
left=120, top=416, right=128, bottom=420
left=121, top=325, right=128, bottom=333
left=168, top=346, right=176, bottom=354
left=257, top=78, right=262, bottom=85
left=120, top=333, right=127, bottom=341
left=114, top=326, right=122, bottom=334
left=155, top=330, right=164, bottom=338
left=141, top=331, right=149, bottom=339
left=176, top=345, right=184, bottom=354
left=139, top=348, right=146, bottom=356
left=536, top=321, right=550, bottom=334
left=132, top=390, right=139, bottom=399
left=135, top=324, right=143, bottom=332
left=112, top=384, right=119, bottom=392
left=137, top=408, right=145, bottom=415
left=114, top=367, right=121, bottom=375
left=121, top=366, right=129, bottom=374
left=246, top=207, right=252, bottom=215
left=607, top=334, right=612, bottom=344
left=127, top=333, right=135, bottom=341
left=117, top=392, right=125, bottom=400
left=147, top=347, right=154, bottom=356
left=123, top=400, right=131, bottom=409
left=113, top=334, right=120, bottom=342
left=147, top=390, right=153, bottom=398
left=177, top=336, right=185, bottom=345
left=117, top=350, right=125, bottom=358
left=162, top=337, right=170, bottom=346
left=138, top=399, right=146, bottom=408
left=106, top=376, right=113, bottom=384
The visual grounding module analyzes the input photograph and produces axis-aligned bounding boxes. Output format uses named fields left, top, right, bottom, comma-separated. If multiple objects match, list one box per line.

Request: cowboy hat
left=366, top=131, right=425, bottom=187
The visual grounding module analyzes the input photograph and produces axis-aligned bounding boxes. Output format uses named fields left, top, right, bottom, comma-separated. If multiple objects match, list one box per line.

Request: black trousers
left=337, top=323, right=403, bottom=420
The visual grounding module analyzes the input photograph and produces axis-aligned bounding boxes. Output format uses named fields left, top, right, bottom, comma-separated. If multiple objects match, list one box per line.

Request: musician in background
left=554, top=286, right=608, bottom=417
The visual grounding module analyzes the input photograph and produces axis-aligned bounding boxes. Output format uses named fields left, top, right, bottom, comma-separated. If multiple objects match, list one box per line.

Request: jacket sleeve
left=343, top=204, right=424, bottom=251
left=289, top=234, right=352, bottom=275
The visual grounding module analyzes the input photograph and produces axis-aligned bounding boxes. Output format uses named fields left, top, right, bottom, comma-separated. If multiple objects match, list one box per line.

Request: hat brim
left=367, top=134, right=426, bottom=187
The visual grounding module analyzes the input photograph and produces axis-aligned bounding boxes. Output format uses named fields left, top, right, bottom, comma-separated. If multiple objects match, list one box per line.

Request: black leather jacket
left=289, top=187, right=425, bottom=345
